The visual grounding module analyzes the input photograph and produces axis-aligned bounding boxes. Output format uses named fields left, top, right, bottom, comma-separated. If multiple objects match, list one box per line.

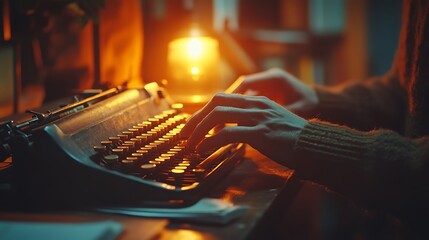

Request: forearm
left=308, top=74, right=407, bottom=132
left=289, top=120, right=429, bottom=211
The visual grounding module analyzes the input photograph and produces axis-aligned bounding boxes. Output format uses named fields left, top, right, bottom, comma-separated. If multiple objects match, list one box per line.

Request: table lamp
left=167, top=30, right=221, bottom=108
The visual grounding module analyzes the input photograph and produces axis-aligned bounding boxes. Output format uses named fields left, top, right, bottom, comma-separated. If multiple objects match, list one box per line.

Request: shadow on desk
left=272, top=180, right=413, bottom=240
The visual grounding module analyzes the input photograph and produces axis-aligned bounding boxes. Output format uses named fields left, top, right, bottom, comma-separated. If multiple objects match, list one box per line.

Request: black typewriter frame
left=1, top=83, right=245, bottom=209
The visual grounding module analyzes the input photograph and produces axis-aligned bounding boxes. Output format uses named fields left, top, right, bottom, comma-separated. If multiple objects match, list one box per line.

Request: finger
left=285, top=101, right=306, bottom=112
left=196, top=126, right=253, bottom=153
left=186, top=106, right=259, bottom=149
left=285, top=100, right=314, bottom=115
left=180, top=108, right=203, bottom=137
left=181, top=93, right=254, bottom=136
left=234, top=69, right=281, bottom=93
left=225, top=76, right=245, bottom=94
left=233, top=72, right=267, bottom=94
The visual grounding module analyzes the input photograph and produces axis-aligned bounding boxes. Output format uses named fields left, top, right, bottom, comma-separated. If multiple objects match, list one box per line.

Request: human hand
left=181, top=93, right=308, bottom=164
left=233, top=68, right=319, bottom=113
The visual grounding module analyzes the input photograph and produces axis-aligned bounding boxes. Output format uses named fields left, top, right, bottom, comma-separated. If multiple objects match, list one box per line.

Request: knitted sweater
left=290, top=0, right=429, bottom=232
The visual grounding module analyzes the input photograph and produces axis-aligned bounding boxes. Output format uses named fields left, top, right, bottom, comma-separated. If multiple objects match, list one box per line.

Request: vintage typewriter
left=0, top=83, right=244, bottom=208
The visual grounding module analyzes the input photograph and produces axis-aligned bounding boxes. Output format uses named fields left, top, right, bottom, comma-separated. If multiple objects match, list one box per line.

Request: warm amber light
left=167, top=36, right=220, bottom=98
left=187, top=39, right=203, bottom=59
left=191, top=67, right=200, bottom=75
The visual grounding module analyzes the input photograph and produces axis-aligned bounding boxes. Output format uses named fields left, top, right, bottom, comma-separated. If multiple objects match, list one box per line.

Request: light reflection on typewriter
left=92, top=109, right=238, bottom=190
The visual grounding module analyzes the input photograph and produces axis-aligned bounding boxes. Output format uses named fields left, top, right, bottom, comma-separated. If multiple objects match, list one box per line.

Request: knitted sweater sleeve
left=310, top=74, right=408, bottom=132
left=290, top=120, right=429, bottom=213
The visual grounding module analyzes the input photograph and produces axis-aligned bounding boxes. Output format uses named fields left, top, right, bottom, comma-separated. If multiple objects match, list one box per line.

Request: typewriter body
left=1, top=83, right=244, bottom=208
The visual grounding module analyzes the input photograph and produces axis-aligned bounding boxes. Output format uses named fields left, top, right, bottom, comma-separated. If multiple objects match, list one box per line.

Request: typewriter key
left=141, top=164, right=156, bottom=169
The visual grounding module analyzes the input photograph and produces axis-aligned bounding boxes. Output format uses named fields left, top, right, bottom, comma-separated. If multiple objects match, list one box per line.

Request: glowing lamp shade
left=167, top=36, right=220, bottom=99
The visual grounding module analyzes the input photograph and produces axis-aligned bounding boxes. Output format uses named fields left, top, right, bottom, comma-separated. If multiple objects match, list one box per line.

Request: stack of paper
left=97, top=198, right=248, bottom=225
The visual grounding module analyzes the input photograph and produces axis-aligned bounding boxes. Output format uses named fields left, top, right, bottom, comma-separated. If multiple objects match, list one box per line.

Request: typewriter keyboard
left=91, top=107, right=235, bottom=189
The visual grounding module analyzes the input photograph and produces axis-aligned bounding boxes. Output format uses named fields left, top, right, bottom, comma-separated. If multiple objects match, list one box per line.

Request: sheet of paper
left=0, top=220, right=123, bottom=240
left=96, top=198, right=248, bottom=225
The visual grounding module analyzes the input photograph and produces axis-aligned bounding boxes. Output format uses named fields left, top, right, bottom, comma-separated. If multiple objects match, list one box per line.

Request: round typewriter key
left=140, top=164, right=156, bottom=169
left=148, top=117, right=160, bottom=124
left=165, top=119, right=176, bottom=125
left=157, top=138, right=168, bottom=144
left=147, top=130, right=158, bottom=138
left=161, top=136, right=172, bottom=141
left=111, top=148, right=124, bottom=156
left=159, top=156, right=171, bottom=161
left=174, top=145, right=186, bottom=150
left=122, top=143, right=136, bottom=151
left=171, top=169, right=184, bottom=174
left=93, top=145, right=106, bottom=153
left=122, top=131, right=134, bottom=138
left=171, top=103, right=183, bottom=111
left=161, top=123, right=173, bottom=130
left=168, top=148, right=181, bottom=153
left=152, top=126, right=162, bottom=133
left=171, top=126, right=181, bottom=132
left=165, top=133, right=176, bottom=138
left=122, top=157, right=138, bottom=165
left=140, top=121, right=152, bottom=129
left=161, top=115, right=171, bottom=126
left=103, top=154, right=119, bottom=164
left=155, top=114, right=165, bottom=121
left=163, top=109, right=176, bottom=117
left=133, top=123, right=144, bottom=130
left=123, top=141, right=135, bottom=146
left=128, top=128, right=139, bottom=136
left=161, top=153, right=175, bottom=158
left=117, top=145, right=130, bottom=152
left=174, top=114, right=184, bottom=119
left=136, top=123, right=146, bottom=131
left=150, top=142, right=162, bottom=148
left=130, top=138, right=142, bottom=147
left=136, top=149, right=148, bottom=154
left=131, top=153, right=144, bottom=159
left=175, top=166, right=187, bottom=170
left=140, top=146, right=152, bottom=151
left=143, top=144, right=154, bottom=150
left=117, top=134, right=128, bottom=141
left=109, top=136, right=121, bottom=143
left=148, top=143, right=159, bottom=150
left=101, top=140, right=113, bottom=146
left=166, top=150, right=178, bottom=155
left=136, top=135, right=149, bottom=143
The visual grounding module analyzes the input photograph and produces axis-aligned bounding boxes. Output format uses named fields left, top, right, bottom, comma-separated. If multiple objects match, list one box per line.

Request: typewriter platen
left=1, top=83, right=244, bottom=208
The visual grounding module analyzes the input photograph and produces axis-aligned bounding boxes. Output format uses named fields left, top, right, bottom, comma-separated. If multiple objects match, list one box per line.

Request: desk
left=0, top=147, right=298, bottom=240
left=0, top=146, right=409, bottom=239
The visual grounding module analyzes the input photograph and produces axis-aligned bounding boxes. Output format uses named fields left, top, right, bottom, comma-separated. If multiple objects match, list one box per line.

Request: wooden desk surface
left=0, top=147, right=297, bottom=240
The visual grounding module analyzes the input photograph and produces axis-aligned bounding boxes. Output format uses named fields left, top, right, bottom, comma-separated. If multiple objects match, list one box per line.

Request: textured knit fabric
left=289, top=0, right=429, bottom=234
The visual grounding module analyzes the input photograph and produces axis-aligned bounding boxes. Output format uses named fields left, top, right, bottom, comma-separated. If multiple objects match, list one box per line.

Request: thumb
left=285, top=101, right=310, bottom=113
left=226, top=76, right=246, bottom=94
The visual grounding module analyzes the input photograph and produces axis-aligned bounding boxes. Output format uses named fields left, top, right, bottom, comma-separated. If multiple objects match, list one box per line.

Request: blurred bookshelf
left=234, top=0, right=369, bottom=86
